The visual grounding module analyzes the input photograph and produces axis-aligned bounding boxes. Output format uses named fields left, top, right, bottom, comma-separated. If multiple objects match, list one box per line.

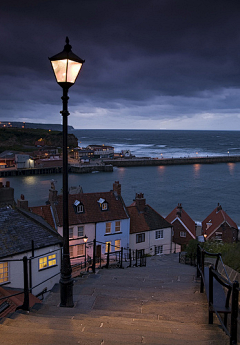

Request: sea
left=1, top=129, right=240, bottom=226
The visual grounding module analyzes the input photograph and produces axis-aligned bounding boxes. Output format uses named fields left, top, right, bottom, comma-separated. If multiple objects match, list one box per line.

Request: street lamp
left=49, top=37, right=85, bottom=307
left=83, top=235, right=88, bottom=270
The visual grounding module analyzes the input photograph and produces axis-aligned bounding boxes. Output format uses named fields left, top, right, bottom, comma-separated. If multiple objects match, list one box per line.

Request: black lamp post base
left=59, top=277, right=74, bottom=307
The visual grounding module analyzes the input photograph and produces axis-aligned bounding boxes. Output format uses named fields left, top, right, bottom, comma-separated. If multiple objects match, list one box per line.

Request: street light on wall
left=49, top=37, right=85, bottom=307
left=83, top=235, right=88, bottom=270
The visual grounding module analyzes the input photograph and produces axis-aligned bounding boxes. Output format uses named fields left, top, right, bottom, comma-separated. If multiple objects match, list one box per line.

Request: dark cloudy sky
left=1, top=0, right=240, bottom=130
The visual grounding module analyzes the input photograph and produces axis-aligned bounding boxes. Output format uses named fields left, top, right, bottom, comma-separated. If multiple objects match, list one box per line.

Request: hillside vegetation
left=0, top=127, right=78, bottom=152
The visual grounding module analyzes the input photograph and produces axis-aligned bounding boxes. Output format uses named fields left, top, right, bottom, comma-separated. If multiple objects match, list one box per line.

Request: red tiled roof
left=127, top=204, right=171, bottom=234
left=202, top=205, right=238, bottom=237
left=55, top=191, right=129, bottom=227
left=166, top=205, right=196, bottom=237
left=29, top=205, right=55, bottom=229
left=0, top=286, right=41, bottom=319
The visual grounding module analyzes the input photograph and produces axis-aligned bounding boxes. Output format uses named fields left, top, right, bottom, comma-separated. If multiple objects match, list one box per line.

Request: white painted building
left=0, top=207, right=62, bottom=297
left=127, top=193, right=173, bottom=256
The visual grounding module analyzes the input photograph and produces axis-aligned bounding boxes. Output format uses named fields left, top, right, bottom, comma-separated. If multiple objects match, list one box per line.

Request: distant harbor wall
left=0, top=156, right=239, bottom=177
left=104, top=155, right=240, bottom=167
left=70, top=165, right=113, bottom=174
left=0, top=164, right=113, bottom=177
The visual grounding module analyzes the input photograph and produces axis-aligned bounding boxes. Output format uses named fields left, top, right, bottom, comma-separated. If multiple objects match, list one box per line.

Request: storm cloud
left=1, top=0, right=240, bottom=129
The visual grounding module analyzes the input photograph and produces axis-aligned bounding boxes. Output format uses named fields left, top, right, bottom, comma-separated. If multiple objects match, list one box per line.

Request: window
left=0, top=262, right=8, bottom=283
left=39, top=254, right=57, bottom=270
left=78, top=226, right=84, bottom=237
left=77, top=204, right=84, bottom=213
left=115, top=221, right=120, bottom=232
left=77, top=244, right=84, bottom=256
left=136, top=233, right=145, bottom=243
left=106, top=222, right=111, bottom=233
left=180, top=231, right=186, bottom=237
left=155, top=230, right=163, bottom=239
left=115, top=239, right=121, bottom=251
left=102, top=202, right=108, bottom=211
left=105, top=241, right=111, bottom=253
left=155, top=245, right=163, bottom=255
left=69, top=227, right=73, bottom=239
left=69, top=246, right=74, bottom=258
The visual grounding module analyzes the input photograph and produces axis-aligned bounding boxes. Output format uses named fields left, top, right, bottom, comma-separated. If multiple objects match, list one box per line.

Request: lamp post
left=49, top=37, right=85, bottom=307
left=83, top=235, right=88, bottom=270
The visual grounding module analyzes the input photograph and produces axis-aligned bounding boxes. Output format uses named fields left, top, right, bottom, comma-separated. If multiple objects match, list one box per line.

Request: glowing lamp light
left=49, top=37, right=85, bottom=89
left=83, top=235, right=88, bottom=243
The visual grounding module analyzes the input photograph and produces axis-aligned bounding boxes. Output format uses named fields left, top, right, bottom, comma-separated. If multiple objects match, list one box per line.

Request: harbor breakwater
left=104, top=155, right=240, bottom=167
left=0, top=155, right=239, bottom=177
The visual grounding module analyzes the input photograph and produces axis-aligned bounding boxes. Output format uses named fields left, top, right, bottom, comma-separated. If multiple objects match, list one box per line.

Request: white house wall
left=2, top=244, right=61, bottom=296
left=129, top=227, right=172, bottom=255
left=58, top=223, right=95, bottom=264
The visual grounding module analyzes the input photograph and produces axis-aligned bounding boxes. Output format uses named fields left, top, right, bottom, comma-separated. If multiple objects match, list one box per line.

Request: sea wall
left=104, top=155, right=240, bottom=167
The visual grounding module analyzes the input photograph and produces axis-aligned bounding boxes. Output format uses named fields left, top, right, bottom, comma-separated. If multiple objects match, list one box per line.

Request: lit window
left=115, top=239, right=121, bottom=251
left=78, top=226, right=84, bottom=237
left=136, top=233, right=145, bottom=243
left=115, top=221, right=120, bottom=232
left=69, top=228, right=73, bottom=239
left=0, top=262, right=8, bottom=283
left=180, top=231, right=186, bottom=237
left=155, top=245, right=163, bottom=255
left=39, top=254, right=57, bottom=270
left=156, top=230, right=163, bottom=239
left=105, top=241, right=111, bottom=253
left=102, top=203, right=108, bottom=211
left=77, top=244, right=84, bottom=256
left=106, top=222, right=111, bottom=233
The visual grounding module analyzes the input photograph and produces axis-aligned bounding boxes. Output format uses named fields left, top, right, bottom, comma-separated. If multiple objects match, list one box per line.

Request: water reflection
left=193, top=164, right=201, bottom=177
left=227, top=163, right=235, bottom=175
left=157, top=165, right=166, bottom=175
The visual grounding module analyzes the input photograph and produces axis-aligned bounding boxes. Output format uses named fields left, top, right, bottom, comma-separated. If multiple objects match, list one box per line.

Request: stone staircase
left=0, top=254, right=231, bottom=345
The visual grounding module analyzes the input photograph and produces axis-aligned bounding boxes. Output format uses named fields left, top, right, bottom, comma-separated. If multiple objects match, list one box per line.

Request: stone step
left=0, top=314, right=228, bottom=345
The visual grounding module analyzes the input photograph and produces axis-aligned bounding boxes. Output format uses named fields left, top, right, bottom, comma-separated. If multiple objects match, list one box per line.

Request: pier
left=104, top=155, right=240, bottom=167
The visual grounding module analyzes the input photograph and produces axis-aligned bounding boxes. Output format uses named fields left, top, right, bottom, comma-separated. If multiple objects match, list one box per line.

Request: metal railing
left=197, top=244, right=239, bottom=345
left=0, top=247, right=62, bottom=313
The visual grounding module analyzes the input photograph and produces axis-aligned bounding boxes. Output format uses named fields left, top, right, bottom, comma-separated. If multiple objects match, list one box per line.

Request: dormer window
left=102, top=202, right=108, bottom=211
left=77, top=204, right=84, bottom=213
left=97, top=198, right=108, bottom=211
left=74, top=200, right=84, bottom=213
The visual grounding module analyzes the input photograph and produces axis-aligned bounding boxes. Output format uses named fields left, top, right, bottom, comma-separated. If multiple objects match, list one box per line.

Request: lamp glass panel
left=51, top=60, right=68, bottom=83
left=66, top=60, right=82, bottom=83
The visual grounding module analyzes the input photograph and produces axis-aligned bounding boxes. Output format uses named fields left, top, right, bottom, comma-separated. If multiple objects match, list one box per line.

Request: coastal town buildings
left=166, top=203, right=196, bottom=251
left=30, top=181, right=130, bottom=264
left=127, top=193, right=173, bottom=256
left=202, top=204, right=238, bottom=243
left=0, top=206, right=62, bottom=296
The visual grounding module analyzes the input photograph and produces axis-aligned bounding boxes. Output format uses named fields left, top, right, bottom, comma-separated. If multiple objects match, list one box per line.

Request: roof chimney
left=176, top=203, right=182, bottom=217
left=135, top=193, right=146, bottom=212
left=49, top=181, right=58, bottom=203
left=113, top=181, right=121, bottom=197
left=17, top=194, right=28, bottom=210
left=217, top=203, right=222, bottom=212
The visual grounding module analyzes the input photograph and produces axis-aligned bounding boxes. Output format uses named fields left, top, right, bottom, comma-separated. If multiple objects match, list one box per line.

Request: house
left=15, top=154, right=34, bottom=169
left=166, top=203, right=196, bottom=252
left=127, top=193, right=173, bottom=256
left=0, top=206, right=63, bottom=297
left=30, top=181, right=130, bottom=264
left=202, top=204, right=238, bottom=243
left=87, top=144, right=114, bottom=158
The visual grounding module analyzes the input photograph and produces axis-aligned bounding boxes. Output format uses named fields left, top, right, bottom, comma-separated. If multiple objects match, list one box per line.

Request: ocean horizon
left=1, top=129, right=240, bottom=226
